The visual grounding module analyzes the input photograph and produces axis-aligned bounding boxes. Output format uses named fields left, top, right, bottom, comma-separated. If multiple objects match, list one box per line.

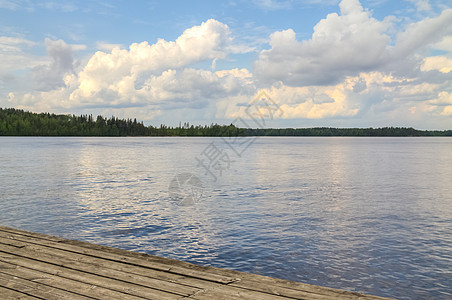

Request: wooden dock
left=0, top=226, right=391, bottom=299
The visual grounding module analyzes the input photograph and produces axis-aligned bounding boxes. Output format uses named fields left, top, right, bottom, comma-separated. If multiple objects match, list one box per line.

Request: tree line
left=0, top=108, right=243, bottom=136
left=245, top=127, right=452, bottom=136
left=0, top=108, right=451, bottom=137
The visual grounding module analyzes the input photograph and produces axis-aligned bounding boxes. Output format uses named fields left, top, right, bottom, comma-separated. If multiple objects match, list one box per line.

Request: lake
left=0, top=136, right=451, bottom=299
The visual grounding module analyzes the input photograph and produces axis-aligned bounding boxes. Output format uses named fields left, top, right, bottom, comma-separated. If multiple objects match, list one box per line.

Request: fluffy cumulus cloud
left=2, top=0, right=452, bottom=128
left=254, top=0, right=392, bottom=86
left=68, top=19, right=246, bottom=110
left=249, top=0, right=452, bottom=127
left=3, top=19, right=254, bottom=121
left=254, top=0, right=452, bottom=87
left=428, top=92, right=452, bottom=116
left=421, top=56, right=452, bottom=73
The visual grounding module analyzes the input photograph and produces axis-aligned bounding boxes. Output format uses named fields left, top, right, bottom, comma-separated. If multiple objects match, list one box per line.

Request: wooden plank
left=0, top=226, right=393, bottom=300
left=0, top=235, right=28, bottom=248
left=163, top=260, right=387, bottom=299
left=0, top=237, right=237, bottom=300
left=0, top=285, right=39, bottom=299
left=187, top=285, right=291, bottom=300
left=0, top=229, right=237, bottom=284
left=0, top=270, right=91, bottom=300
left=0, top=227, right=65, bottom=243
left=0, top=259, right=148, bottom=300
left=0, top=246, right=317, bottom=300
left=229, top=279, right=340, bottom=300
left=0, top=237, right=223, bottom=294
left=0, top=237, right=328, bottom=300
left=0, top=243, right=199, bottom=298
left=0, top=234, right=203, bottom=295
left=229, top=278, right=391, bottom=300
left=0, top=243, right=187, bottom=300
left=0, top=237, right=228, bottom=296
left=1, top=245, right=333, bottom=300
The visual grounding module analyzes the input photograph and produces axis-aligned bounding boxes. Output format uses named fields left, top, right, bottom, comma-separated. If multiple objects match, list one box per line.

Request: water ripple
left=0, top=137, right=451, bottom=299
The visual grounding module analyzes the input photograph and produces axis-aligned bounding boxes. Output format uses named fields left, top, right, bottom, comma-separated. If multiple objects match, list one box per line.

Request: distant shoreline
left=1, top=135, right=451, bottom=138
left=1, top=108, right=451, bottom=137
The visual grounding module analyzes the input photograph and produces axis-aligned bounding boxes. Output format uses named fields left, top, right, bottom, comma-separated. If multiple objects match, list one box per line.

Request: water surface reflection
left=0, top=137, right=451, bottom=299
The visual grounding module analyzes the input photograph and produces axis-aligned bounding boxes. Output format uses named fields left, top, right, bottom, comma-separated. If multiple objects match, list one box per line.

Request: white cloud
left=0, top=36, right=46, bottom=73
left=440, top=106, right=452, bottom=116
left=96, top=42, right=123, bottom=51
left=421, top=56, right=452, bottom=73
left=406, top=0, right=431, bottom=12
left=221, top=78, right=362, bottom=120
left=217, top=66, right=450, bottom=127
left=254, top=0, right=392, bottom=86
left=71, top=19, right=232, bottom=101
left=429, top=91, right=452, bottom=105
left=30, top=38, right=76, bottom=91
left=7, top=91, right=14, bottom=102
left=270, top=84, right=360, bottom=119
left=138, top=68, right=249, bottom=107
left=216, top=68, right=253, bottom=84
left=3, top=5, right=452, bottom=129
left=428, top=91, right=452, bottom=116
left=0, top=0, right=22, bottom=10
left=0, top=36, right=35, bottom=48
left=254, top=0, right=452, bottom=87
left=68, top=67, right=254, bottom=112
left=70, top=44, right=86, bottom=51
left=394, top=8, right=452, bottom=58
left=432, top=36, right=452, bottom=53
left=4, top=20, right=255, bottom=121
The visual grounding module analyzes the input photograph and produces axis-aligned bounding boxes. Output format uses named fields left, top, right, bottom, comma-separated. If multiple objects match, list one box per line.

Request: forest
left=1, top=108, right=451, bottom=137
left=0, top=108, right=243, bottom=136
left=245, top=127, right=452, bottom=136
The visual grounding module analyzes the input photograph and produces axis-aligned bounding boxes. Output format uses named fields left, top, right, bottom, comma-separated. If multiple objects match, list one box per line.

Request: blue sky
left=1, top=0, right=452, bottom=129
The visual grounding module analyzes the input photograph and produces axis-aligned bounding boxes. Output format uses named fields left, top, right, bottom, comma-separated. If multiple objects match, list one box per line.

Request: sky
left=1, top=0, right=452, bottom=129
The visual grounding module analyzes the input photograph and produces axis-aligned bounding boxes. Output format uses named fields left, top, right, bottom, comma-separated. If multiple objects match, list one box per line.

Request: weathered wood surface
left=0, top=226, right=392, bottom=299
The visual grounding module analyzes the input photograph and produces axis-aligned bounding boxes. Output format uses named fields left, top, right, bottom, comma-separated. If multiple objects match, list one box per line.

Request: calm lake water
left=0, top=137, right=451, bottom=299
